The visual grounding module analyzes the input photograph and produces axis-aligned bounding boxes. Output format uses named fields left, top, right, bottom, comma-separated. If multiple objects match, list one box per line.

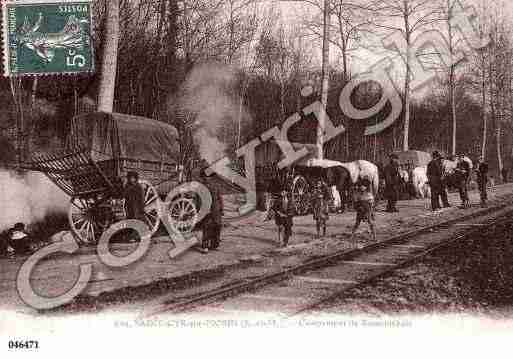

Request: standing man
left=200, top=169, right=224, bottom=251
left=476, top=156, right=489, bottom=207
left=124, top=171, right=146, bottom=220
left=456, top=154, right=471, bottom=208
left=383, top=153, right=401, bottom=212
left=427, top=151, right=447, bottom=211
left=124, top=171, right=146, bottom=242
left=272, top=189, right=295, bottom=247
left=312, top=179, right=331, bottom=237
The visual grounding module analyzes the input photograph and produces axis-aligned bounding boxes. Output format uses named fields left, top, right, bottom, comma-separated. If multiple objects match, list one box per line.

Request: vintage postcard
left=1, top=0, right=512, bottom=356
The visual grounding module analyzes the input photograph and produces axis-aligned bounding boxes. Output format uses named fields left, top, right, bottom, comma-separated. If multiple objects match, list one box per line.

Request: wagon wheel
left=120, top=180, right=162, bottom=237
left=167, top=195, right=198, bottom=233
left=138, top=180, right=161, bottom=236
left=68, top=197, right=102, bottom=245
left=292, top=175, right=310, bottom=215
left=69, top=181, right=161, bottom=245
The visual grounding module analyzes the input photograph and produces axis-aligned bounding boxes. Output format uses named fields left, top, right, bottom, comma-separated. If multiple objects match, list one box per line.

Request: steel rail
left=293, top=209, right=513, bottom=315
left=144, top=199, right=513, bottom=317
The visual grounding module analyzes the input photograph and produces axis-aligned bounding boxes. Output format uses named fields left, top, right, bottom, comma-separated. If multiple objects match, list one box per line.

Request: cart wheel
left=139, top=180, right=161, bottom=236
left=292, top=175, right=310, bottom=215
left=68, top=197, right=102, bottom=245
left=167, top=195, right=198, bottom=233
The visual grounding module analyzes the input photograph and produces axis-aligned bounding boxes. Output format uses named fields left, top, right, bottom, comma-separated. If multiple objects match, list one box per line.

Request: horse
left=324, top=159, right=379, bottom=212
left=442, top=159, right=470, bottom=190
left=412, top=166, right=430, bottom=198
left=444, top=157, right=474, bottom=206
left=399, top=169, right=409, bottom=184
left=398, top=168, right=411, bottom=198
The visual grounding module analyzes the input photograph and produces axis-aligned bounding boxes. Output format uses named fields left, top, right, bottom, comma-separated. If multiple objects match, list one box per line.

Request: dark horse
left=324, top=161, right=380, bottom=212
left=442, top=159, right=470, bottom=192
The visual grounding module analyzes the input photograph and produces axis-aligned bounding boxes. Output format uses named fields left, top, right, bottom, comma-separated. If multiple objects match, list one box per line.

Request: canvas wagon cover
left=68, top=112, right=180, bottom=163
left=393, top=150, right=431, bottom=168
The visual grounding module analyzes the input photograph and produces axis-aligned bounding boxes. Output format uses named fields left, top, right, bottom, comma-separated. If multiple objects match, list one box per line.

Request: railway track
left=144, top=201, right=513, bottom=317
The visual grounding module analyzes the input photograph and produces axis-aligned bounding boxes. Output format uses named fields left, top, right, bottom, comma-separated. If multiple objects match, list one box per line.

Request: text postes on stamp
left=2, top=0, right=94, bottom=76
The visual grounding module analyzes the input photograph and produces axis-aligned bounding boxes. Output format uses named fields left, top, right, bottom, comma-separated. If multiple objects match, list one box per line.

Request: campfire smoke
left=178, top=62, right=252, bottom=164
left=0, top=170, right=69, bottom=232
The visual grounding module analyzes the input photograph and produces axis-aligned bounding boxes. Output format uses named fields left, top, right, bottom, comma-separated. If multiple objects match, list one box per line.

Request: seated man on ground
left=8, top=223, right=33, bottom=255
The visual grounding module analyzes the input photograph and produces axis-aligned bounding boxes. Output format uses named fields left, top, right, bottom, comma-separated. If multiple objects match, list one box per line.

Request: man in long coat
left=456, top=154, right=471, bottom=208
left=476, top=156, right=489, bottom=207
left=200, top=170, right=224, bottom=251
left=383, top=154, right=401, bottom=212
left=427, top=151, right=450, bottom=211
left=123, top=171, right=147, bottom=242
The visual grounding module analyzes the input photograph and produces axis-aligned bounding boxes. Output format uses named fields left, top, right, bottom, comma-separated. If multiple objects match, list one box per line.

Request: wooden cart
left=31, top=112, right=199, bottom=245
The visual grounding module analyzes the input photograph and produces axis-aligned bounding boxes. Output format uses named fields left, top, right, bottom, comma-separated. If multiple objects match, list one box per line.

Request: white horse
left=462, top=156, right=473, bottom=170
left=304, top=158, right=380, bottom=195
left=412, top=166, right=430, bottom=198
left=339, top=159, right=380, bottom=196
left=306, top=158, right=380, bottom=211
left=443, top=159, right=458, bottom=175
left=399, top=169, right=409, bottom=183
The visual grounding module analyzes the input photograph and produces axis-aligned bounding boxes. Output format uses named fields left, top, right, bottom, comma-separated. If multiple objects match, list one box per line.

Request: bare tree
left=369, top=0, right=440, bottom=151
left=97, top=0, right=120, bottom=113
left=179, top=0, right=257, bottom=66
left=225, top=0, right=258, bottom=63
left=468, top=0, right=490, bottom=159
left=303, top=0, right=370, bottom=82
left=418, top=0, right=470, bottom=156
left=444, top=0, right=458, bottom=156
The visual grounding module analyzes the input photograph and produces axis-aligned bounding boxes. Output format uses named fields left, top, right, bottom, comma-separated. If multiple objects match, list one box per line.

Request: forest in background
left=1, top=0, right=512, bottom=177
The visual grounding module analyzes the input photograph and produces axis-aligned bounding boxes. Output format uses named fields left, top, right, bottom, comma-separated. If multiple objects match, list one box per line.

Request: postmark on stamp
left=2, top=0, right=94, bottom=76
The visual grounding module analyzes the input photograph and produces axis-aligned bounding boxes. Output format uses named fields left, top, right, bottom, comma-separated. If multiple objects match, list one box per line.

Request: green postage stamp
left=2, top=0, right=94, bottom=76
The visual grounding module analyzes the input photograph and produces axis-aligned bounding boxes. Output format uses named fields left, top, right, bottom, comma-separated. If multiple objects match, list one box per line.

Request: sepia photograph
left=1, top=0, right=513, bottom=356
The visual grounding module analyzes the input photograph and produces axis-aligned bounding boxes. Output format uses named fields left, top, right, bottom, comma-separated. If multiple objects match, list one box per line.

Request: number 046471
left=8, top=340, right=39, bottom=350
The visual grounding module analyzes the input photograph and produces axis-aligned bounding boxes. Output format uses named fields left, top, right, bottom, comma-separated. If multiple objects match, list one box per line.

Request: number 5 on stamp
left=2, top=0, right=94, bottom=76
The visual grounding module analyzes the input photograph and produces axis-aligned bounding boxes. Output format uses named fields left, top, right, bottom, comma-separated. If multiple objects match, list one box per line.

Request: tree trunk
left=338, top=3, right=348, bottom=83
left=280, top=77, right=285, bottom=118
left=497, top=80, right=504, bottom=172
left=97, top=0, right=120, bottom=113
left=447, top=1, right=457, bottom=156
left=342, top=47, right=348, bottom=83
left=403, top=50, right=411, bottom=151
left=481, top=60, right=487, bottom=159
left=497, top=117, right=502, bottom=172
left=490, top=84, right=497, bottom=170
left=403, top=14, right=411, bottom=152
left=450, top=69, right=456, bottom=155
left=318, top=0, right=330, bottom=160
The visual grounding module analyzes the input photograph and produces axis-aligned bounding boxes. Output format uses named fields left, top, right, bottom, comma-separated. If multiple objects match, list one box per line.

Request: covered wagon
left=31, top=112, right=200, bottom=245
left=392, top=150, right=431, bottom=171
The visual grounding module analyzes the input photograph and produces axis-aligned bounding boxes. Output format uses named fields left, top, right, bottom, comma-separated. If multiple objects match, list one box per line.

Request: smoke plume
left=0, top=170, right=69, bottom=232
left=178, top=62, right=252, bottom=164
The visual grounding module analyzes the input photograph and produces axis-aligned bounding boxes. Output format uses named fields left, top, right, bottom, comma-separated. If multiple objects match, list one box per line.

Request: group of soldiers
left=382, top=151, right=490, bottom=213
